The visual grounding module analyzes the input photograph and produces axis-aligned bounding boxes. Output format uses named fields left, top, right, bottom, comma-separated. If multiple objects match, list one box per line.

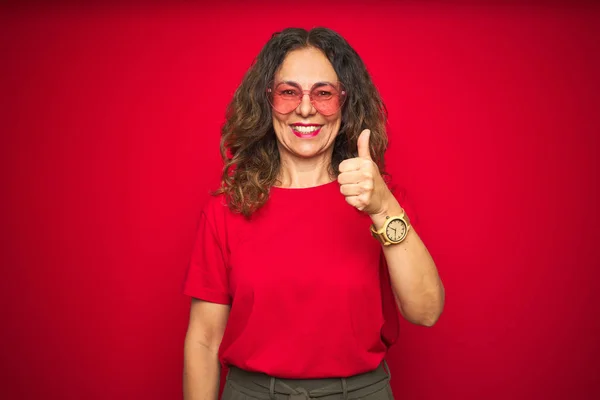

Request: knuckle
left=361, top=160, right=373, bottom=169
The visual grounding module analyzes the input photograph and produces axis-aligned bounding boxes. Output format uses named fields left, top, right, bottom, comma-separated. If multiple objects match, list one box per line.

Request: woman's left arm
left=370, top=200, right=445, bottom=327
left=338, top=129, right=445, bottom=327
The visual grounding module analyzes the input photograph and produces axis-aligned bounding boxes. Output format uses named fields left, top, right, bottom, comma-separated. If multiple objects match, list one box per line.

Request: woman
left=183, top=27, right=444, bottom=400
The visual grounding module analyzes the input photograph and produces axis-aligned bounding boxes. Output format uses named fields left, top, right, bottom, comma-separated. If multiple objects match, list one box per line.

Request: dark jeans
left=222, top=362, right=394, bottom=400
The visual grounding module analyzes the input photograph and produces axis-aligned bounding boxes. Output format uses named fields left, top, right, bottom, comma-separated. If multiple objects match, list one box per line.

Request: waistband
left=226, top=361, right=391, bottom=400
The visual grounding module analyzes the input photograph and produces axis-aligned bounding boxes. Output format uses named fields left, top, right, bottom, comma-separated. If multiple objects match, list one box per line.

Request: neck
left=276, top=150, right=335, bottom=188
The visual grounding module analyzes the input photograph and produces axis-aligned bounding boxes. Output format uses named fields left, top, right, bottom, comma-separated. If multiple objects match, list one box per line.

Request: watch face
left=386, top=219, right=407, bottom=242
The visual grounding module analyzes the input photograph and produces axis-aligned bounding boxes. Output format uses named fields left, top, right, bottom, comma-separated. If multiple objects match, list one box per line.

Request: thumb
left=357, top=129, right=372, bottom=159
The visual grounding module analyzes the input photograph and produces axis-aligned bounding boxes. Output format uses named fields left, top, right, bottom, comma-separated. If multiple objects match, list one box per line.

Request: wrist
left=370, top=197, right=403, bottom=230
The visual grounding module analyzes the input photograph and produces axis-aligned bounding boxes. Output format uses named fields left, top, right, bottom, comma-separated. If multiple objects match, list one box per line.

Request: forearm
left=183, top=335, right=221, bottom=400
left=371, top=200, right=445, bottom=327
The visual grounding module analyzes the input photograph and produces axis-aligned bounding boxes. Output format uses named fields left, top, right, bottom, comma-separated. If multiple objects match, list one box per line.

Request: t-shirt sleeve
left=183, top=209, right=231, bottom=305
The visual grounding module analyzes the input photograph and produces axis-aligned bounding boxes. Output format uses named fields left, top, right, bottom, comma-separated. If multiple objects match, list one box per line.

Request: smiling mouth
left=290, top=124, right=323, bottom=138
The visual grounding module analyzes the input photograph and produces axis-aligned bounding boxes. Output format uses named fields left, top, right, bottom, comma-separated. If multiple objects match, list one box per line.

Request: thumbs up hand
left=337, top=129, right=394, bottom=215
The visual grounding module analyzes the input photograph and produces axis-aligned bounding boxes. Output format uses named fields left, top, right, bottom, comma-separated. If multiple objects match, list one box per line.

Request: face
left=270, top=47, right=343, bottom=161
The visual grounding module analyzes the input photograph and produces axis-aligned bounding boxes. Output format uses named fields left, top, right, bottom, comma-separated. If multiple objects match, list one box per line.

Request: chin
left=291, top=142, right=330, bottom=159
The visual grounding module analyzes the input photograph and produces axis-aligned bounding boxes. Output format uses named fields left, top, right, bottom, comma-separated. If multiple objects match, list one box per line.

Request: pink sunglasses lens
left=270, top=83, right=300, bottom=113
left=311, top=83, right=344, bottom=115
left=268, top=82, right=346, bottom=115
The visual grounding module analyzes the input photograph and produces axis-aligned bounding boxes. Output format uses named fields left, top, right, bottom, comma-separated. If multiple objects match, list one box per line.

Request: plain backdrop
left=1, top=1, right=599, bottom=399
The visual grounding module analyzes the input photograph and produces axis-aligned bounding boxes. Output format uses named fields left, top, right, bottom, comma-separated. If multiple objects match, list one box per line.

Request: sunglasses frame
left=266, top=80, right=347, bottom=116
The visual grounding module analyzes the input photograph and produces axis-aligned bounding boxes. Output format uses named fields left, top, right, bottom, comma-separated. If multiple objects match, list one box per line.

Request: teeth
left=292, top=125, right=320, bottom=133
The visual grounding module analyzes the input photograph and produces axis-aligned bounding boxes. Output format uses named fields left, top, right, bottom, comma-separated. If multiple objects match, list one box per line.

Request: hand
left=337, top=129, right=394, bottom=216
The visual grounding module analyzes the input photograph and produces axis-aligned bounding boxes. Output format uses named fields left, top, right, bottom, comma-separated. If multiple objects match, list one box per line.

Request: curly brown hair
left=216, top=27, right=389, bottom=217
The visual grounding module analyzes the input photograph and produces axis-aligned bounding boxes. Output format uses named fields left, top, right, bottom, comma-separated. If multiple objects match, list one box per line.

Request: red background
left=1, top=1, right=599, bottom=399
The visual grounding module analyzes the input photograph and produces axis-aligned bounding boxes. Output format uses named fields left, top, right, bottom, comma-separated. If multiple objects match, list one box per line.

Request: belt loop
left=269, top=377, right=276, bottom=400
left=383, top=360, right=391, bottom=381
left=341, top=378, right=348, bottom=400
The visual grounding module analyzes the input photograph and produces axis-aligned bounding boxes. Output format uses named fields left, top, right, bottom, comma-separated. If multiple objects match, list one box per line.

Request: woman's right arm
left=183, top=298, right=230, bottom=400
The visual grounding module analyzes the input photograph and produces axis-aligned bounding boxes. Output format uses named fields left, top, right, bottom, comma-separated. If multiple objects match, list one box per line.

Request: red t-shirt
left=184, top=180, right=414, bottom=378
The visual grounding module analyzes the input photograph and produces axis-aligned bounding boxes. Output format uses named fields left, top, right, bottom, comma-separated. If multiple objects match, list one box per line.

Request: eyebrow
left=279, top=80, right=335, bottom=88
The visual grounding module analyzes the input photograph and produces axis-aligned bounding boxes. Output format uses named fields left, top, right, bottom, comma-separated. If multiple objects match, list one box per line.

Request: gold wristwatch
left=370, top=211, right=411, bottom=246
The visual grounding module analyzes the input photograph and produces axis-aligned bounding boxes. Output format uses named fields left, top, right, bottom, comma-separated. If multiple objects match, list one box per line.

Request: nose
left=296, top=92, right=316, bottom=117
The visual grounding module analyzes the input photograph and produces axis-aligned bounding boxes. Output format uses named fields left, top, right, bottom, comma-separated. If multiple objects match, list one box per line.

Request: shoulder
left=202, top=192, right=229, bottom=215
left=200, top=193, right=231, bottom=227
left=200, top=192, right=252, bottom=234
